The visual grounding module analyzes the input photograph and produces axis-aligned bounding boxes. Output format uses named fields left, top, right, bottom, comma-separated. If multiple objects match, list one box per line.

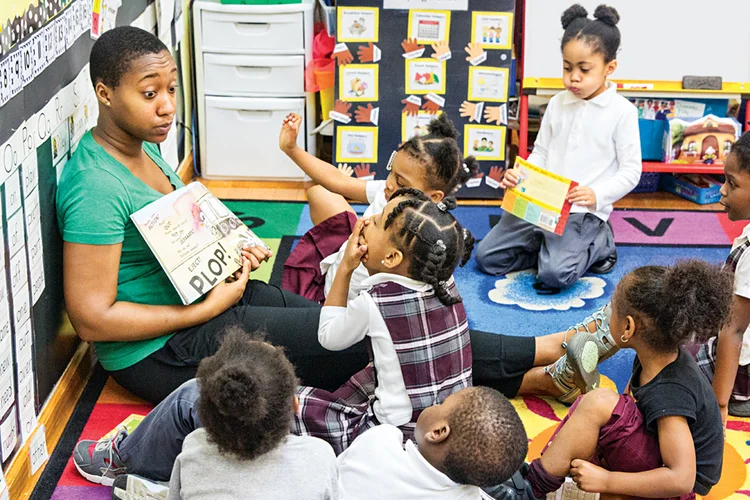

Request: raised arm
left=279, top=113, right=368, bottom=203
left=63, top=241, right=251, bottom=342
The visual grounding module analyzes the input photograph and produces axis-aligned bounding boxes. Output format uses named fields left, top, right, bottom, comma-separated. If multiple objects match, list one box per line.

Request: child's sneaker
left=73, top=427, right=128, bottom=486
left=111, top=474, right=169, bottom=500
left=544, top=349, right=600, bottom=404
left=483, top=464, right=541, bottom=500
left=563, top=303, right=617, bottom=362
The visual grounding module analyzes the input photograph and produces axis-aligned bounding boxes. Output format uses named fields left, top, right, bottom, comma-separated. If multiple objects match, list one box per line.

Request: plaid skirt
left=281, top=211, right=358, bottom=303
left=688, top=337, right=750, bottom=401
left=293, top=364, right=406, bottom=455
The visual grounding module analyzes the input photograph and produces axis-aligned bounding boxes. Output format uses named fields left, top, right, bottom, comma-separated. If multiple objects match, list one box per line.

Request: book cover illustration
left=131, top=182, right=269, bottom=305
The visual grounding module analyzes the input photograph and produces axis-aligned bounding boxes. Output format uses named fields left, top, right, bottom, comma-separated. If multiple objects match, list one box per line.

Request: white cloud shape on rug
left=488, top=270, right=606, bottom=311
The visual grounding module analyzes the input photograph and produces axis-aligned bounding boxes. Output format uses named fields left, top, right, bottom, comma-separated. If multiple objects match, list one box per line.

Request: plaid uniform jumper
left=693, top=239, right=750, bottom=401
left=294, top=279, right=473, bottom=455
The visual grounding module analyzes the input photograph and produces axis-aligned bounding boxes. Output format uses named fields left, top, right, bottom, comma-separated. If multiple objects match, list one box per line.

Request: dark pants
left=109, top=280, right=368, bottom=404
left=115, top=333, right=535, bottom=481
left=475, top=212, right=615, bottom=288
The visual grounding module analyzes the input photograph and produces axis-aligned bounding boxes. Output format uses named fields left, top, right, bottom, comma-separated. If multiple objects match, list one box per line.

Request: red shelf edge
left=642, top=162, right=724, bottom=174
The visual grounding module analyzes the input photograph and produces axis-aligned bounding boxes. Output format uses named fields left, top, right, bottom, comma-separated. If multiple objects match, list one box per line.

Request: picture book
left=501, top=157, right=577, bottom=235
left=130, top=182, right=269, bottom=305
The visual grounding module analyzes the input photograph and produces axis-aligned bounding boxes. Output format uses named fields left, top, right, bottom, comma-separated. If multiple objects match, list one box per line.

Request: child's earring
left=620, top=335, right=629, bottom=343
left=106, top=101, right=111, bottom=106
left=381, top=259, right=385, bottom=264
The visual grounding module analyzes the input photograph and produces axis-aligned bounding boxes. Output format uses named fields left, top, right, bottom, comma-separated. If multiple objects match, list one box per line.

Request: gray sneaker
left=73, top=427, right=128, bottom=486
left=729, top=398, right=750, bottom=417
left=563, top=303, right=617, bottom=362
left=112, top=474, right=169, bottom=500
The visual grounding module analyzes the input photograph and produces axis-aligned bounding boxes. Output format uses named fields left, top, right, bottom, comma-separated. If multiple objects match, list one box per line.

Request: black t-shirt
left=630, top=348, right=724, bottom=495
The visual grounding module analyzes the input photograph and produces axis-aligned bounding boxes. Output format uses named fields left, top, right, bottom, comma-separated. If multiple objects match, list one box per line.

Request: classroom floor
left=196, top=178, right=724, bottom=210
left=41, top=182, right=750, bottom=500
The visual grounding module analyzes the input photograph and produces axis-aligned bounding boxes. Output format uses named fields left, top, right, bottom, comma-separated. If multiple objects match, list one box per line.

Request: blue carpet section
left=292, top=203, right=730, bottom=393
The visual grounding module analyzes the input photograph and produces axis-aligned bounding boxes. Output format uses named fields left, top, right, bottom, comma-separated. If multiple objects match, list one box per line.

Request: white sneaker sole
left=74, top=460, right=116, bottom=487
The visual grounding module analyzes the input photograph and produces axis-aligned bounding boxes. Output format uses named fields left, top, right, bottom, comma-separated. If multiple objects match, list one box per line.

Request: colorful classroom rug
left=37, top=202, right=750, bottom=500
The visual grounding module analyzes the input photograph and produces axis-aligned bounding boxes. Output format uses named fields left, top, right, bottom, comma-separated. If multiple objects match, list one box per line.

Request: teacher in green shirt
left=56, top=26, right=368, bottom=404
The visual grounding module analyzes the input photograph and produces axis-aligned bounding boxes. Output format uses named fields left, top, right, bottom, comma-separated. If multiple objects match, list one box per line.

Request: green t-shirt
left=56, top=131, right=186, bottom=371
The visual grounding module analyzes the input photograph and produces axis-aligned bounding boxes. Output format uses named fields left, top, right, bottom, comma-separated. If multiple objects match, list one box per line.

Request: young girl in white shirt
left=279, top=113, right=478, bottom=303
left=476, top=4, right=642, bottom=294
left=294, top=188, right=474, bottom=454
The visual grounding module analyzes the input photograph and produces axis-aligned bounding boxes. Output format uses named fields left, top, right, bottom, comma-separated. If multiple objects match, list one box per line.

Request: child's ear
left=428, top=190, right=445, bottom=202
left=383, top=248, right=404, bottom=269
left=424, top=421, right=451, bottom=445
left=293, top=395, right=300, bottom=414
left=605, top=59, right=618, bottom=77
left=622, top=314, right=636, bottom=342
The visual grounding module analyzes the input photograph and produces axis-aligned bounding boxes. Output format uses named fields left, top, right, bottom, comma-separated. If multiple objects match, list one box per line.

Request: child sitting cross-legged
left=338, top=386, right=528, bottom=499
left=294, top=188, right=475, bottom=454
left=496, top=260, right=730, bottom=500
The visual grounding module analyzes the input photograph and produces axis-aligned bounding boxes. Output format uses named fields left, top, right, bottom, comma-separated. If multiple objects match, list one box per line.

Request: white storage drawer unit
left=194, top=1, right=315, bottom=180
left=205, top=97, right=305, bottom=179
left=203, top=54, right=305, bottom=96
left=201, top=10, right=304, bottom=53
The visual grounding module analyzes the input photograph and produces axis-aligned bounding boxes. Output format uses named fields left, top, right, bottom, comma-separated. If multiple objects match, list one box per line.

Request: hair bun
left=561, top=4, right=588, bottom=29
left=427, top=113, right=459, bottom=140
left=210, top=365, right=267, bottom=423
left=593, top=5, right=620, bottom=26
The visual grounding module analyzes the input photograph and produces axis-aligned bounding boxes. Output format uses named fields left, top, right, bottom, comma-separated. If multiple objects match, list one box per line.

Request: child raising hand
left=294, top=188, right=475, bottom=454
left=279, top=112, right=478, bottom=303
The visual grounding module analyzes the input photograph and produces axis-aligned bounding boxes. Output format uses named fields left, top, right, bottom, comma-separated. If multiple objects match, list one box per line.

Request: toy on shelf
left=664, top=114, right=741, bottom=166
left=659, top=173, right=723, bottom=205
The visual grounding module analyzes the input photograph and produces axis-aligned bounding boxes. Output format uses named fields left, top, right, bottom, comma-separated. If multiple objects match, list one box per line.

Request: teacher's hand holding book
left=202, top=257, right=251, bottom=315
left=241, top=246, right=272, bottom=271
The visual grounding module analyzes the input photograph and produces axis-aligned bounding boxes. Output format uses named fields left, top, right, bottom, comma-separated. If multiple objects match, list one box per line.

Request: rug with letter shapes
left=36, top=202, right=750, bottom=499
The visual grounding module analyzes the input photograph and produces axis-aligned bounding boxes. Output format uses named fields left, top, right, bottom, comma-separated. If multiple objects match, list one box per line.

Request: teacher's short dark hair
left=90, top=26, right=168, bottom=89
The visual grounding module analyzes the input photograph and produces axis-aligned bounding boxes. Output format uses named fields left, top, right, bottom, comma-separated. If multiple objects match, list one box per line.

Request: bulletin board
left=331, top=0, right=515, bottom=199
left=0, top=0, right=160, bottom=471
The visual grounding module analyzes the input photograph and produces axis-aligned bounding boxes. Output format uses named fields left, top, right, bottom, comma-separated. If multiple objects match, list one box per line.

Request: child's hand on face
left=567, top=186, right=597, bottom=208
left=570, top=459, right=610, bottom=493
left=500, top=167, right=520, bottom=189
left=279, top=113, right=302, bottom=155
left=341, top=218, right=369, bottom=273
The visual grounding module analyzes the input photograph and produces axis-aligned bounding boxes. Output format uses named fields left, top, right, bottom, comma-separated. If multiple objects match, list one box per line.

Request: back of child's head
left=444, top=387, right=528, bottom=487
left=399, top=114, right=480, bottom=195
left=616, top=260, right=733, bottom=353
left=561, top=4, right=621, bottom=63
left=196, top=326, right=299, bottom=460
left=731, top=131, right=750, bottom=172
left=384, top=188, right=475, bottom=305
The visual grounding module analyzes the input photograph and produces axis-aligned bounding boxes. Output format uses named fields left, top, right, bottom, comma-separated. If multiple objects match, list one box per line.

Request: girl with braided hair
left=279, top=112, right=479, bottom=303
left=294, top=188, right=475, bottom=454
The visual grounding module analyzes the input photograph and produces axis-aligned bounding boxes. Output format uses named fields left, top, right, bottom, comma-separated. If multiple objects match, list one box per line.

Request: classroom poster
left=468, top=67, right=509, bottom=102
left=405, top=59, right=446, bottom=95
left=408, top=10, right=451, bottom=45
left=336, top=126, right=379, bottom=163
left=464, top=125, right=506, bottom=161
left=402, top=110, right=443, bottom=142
left=337, top=7, right=380, bottom=43
left=339, top=64, right=379, bottom=102
left=471, top=12, right=513, bottom=50
left=333, top=0, right=515, bottom=199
